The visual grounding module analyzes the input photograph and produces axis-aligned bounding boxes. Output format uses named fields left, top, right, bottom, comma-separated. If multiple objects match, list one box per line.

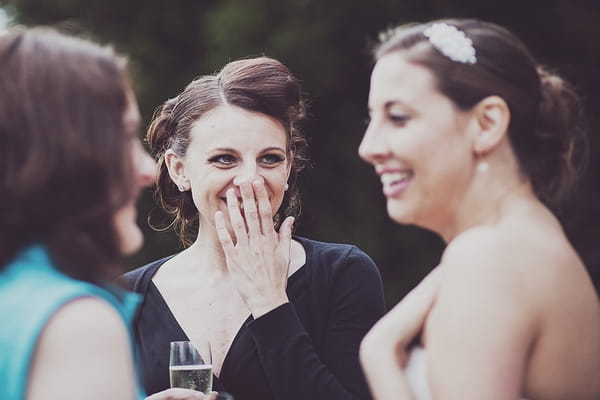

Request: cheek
left=113, top=204, right=143, bottom=254
left=265, top=171, right=289, bottom=205
left=417, top=140, right=473, bottom=204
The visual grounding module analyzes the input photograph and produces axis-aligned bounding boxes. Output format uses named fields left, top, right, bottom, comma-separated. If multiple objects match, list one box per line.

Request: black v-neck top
left=121, top=236, right=385, bottom=400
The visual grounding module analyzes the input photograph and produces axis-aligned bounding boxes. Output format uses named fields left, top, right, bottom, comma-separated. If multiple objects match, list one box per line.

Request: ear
left=164, top=149, right=188, bottom=190
left=470, top=96, right=510, bottom=156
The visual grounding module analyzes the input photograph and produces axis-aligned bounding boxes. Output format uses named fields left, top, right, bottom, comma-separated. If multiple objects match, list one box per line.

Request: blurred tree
left=2, top=0, right=598, bottom=306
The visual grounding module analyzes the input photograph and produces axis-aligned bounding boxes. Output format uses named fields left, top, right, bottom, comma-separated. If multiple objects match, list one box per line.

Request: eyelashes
left=261, top=154, right=285, bottom=164
left=207, top=153, right=286, bottom=168
left=208, top=154, right=236, bottom=165
left=388, top=113, right=409, bottom=126
left=364, top=115, right=410, bottom=130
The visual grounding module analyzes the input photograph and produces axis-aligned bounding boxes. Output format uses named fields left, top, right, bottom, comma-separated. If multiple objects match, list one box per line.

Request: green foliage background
left=3, top=0, right=599, bottom=306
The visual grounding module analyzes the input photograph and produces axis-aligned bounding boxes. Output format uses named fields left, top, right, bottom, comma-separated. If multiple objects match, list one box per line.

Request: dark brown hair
left=374, top=19, right=587, bottom=205
left=147, top=56, right=309, bottom=246
left=0, top=28, right=136, bottom=282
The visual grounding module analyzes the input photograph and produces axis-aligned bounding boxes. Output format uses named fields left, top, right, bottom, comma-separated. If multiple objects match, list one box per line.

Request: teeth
left=381, top=172, right=410, bottom=185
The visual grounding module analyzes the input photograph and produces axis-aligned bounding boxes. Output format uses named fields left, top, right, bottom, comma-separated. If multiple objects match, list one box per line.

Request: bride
left=358, top=18, right=600, bottom=400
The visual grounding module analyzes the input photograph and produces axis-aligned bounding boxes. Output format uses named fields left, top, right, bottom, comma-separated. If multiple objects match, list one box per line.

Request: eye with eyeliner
left=208, top=154, right=237, bottom=167
left=260, top=153, right=285, bottom=165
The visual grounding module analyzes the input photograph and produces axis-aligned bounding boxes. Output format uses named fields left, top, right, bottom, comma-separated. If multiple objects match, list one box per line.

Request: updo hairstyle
left=147, top=57, right=309, bottom=245
left=375, top=19, right=587, bottom=206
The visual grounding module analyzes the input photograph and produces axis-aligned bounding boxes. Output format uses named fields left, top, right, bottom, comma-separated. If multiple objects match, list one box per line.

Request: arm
left=215, top=179, right=384, bottom=398
left=26, top=297, right=137, bottom=400
left=249, top=247, right=386, bottom=400
left=359, top=267, right=440, bottom=400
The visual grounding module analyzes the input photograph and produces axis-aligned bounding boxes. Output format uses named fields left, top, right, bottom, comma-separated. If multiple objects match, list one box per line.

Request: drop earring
left=477, top=160, right=489, bottom=173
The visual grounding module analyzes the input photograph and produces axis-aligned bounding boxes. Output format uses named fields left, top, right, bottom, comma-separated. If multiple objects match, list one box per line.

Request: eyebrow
left=209, top=146, right=286, bottom=153
left=384, top=100, right=408, bottom=110
left=368, top=99, right=409, bottom=113
left=261, top=146, right=286, bottom=153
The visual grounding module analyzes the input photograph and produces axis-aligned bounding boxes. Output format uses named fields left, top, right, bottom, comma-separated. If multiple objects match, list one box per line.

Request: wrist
left=250, top=295, right=289, bottom=318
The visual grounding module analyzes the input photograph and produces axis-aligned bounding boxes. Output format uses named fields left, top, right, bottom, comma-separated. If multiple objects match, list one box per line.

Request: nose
left=358, top=121, right=388, bottom=165
left=134, top=143, right=157, bottom=188
left=232, top=162, right=262, bottom=187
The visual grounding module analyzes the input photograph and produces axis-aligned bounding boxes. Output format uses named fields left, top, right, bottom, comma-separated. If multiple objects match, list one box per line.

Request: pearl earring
left=477, top=161, right=489, bottom=173
left=284, top=183, right=289, bottom=191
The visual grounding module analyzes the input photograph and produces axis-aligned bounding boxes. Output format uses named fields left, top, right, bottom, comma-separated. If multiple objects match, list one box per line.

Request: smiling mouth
left=380, top=171, right=412, bottom=196
left=381, top=171, right=412, bottom=186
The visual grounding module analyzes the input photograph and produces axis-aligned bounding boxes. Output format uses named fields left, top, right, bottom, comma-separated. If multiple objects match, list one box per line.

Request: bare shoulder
left=442, top=220, right=580, bottom=286
left=434, top=223, right=562, bottom=327
left=441, top=226, right=530, bottom=285
left=427, top=220, right=600, bottom=399
left=27, top=297, right=136, bottom=400
left=48, top=296, right=127, bottom=331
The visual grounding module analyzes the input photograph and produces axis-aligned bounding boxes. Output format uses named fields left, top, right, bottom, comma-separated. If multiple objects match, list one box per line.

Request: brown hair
left=374, top=19, right=587, bottom=205
left=0, top=28, right=136, bottom=282
left=147, top=56, right=309, bottom=246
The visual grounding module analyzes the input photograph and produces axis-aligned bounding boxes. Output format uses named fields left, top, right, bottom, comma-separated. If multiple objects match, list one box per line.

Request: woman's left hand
left=145, top=389, right=218, bottom=400
left=215, top=178, right=294, bottom=318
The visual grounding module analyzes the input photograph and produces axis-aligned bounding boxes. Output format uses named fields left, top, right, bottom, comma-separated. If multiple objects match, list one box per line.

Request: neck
left=174, top=220, right=228, bottom=276
left=439, top=177, right=537, bottom=242
left=432, top=145, right=539, bottom=242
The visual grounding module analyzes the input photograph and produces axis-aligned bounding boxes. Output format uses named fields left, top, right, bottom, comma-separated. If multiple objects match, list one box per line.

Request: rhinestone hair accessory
left=423, top=23, right=477, bottom=64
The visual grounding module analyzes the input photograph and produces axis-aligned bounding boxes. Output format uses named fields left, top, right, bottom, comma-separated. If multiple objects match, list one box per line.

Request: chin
left=119, top=227, right=144, bottom=255
left=114, top=203, right=144, bottom=255
left=386, top=200, right=413, bottom=225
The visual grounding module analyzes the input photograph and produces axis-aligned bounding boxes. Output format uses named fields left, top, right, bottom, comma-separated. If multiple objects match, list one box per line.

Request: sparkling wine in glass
left=169, top=340, right=213, bottom=394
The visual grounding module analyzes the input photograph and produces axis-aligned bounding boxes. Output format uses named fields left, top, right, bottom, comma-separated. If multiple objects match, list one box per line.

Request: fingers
left=278, top=216, right=294, bottom=245
left=278, top=216, right=294, bottom=274
left=253, top=179, right=275, bottom=236
left=215, top=211, right=235, bottom=254
left=239, top=180, right=260, bottom=237
left=226, top=188, right=248, bottom=246
left=145, top=387, right=207, bottom=400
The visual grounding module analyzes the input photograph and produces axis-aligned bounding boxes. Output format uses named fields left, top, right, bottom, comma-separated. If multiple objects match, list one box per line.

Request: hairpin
left=423, top=23, right=477, bottom=64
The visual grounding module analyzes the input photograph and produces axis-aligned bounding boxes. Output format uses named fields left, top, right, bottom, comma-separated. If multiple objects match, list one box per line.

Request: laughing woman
left=122, top=56, right=385, bottom=400
left=358, top=19, right=600, bottom=400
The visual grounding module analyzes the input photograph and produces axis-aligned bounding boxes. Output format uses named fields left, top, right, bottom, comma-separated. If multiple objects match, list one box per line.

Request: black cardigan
left=121, top=236, right=385, bottom=400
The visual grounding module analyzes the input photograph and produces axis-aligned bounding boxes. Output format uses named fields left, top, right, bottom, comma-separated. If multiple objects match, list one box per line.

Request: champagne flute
left=169, top=340, right=213, bottom=394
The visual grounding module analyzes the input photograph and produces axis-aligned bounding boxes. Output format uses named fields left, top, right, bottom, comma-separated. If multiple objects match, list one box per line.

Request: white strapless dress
left=404, top=346, right=432, bottom=400
left=404, top=346, right=527, bottom=400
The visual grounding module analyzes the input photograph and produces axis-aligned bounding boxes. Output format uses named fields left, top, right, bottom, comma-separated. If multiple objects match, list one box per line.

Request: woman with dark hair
left=0, top=28, right=210, bottom=400
left=122, top=56, right=386, bottom=400
left=358, top=19, right=600, bottom=400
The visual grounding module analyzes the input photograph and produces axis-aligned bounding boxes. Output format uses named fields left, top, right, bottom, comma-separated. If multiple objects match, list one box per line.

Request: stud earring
left=178, top=184, right=185, bottom=192
left=284, top=183, right=289, bottom=191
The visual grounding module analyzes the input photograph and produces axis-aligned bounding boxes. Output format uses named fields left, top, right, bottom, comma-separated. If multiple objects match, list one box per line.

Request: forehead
left=189, top=105, right=287, bottom=148
left=369, top=52, right=439, bottom=108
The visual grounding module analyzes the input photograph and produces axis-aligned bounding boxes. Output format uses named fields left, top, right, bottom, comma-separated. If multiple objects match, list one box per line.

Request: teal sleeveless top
left=0, top=245, right=146, bottom=400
